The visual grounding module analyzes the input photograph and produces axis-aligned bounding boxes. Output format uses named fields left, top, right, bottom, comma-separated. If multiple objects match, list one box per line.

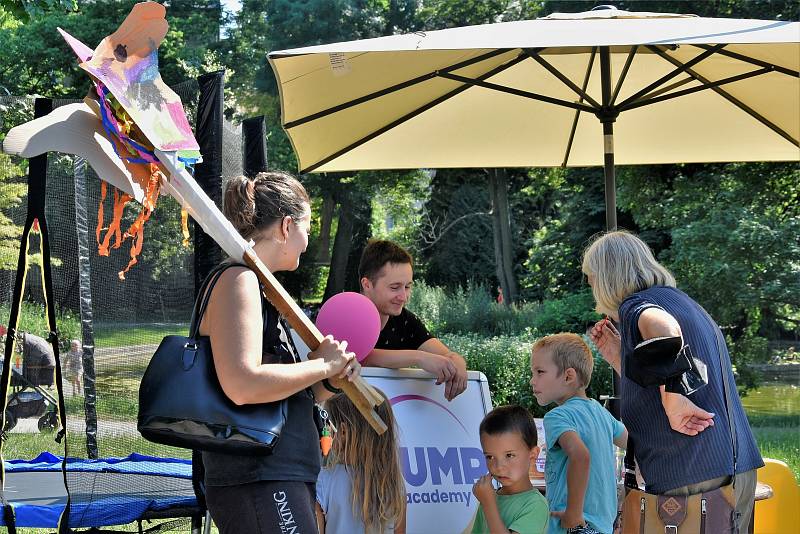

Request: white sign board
left=363, top=367, right=492, bottom=534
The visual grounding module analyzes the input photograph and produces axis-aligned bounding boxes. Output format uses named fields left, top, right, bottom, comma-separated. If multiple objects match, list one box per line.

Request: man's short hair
left=479, top=405, right=537, bottom=449
left=358, top=240, right=413, bottom=281
left=532, top=333, right=594, bottom=388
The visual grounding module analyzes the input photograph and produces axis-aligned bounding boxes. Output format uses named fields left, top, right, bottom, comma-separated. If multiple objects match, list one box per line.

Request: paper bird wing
left=2, top=102, right=147, bottom=203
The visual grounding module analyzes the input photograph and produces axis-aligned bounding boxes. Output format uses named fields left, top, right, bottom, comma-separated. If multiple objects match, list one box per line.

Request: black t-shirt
left=376, top=308, right=433, bottom=350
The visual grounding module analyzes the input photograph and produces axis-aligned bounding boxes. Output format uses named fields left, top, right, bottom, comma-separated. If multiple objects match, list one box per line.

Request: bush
left=441, top=332, right=613, bottom=418
left=0, top=300, right=80, bottom=352
left=408, top=280, right=600, bottom=337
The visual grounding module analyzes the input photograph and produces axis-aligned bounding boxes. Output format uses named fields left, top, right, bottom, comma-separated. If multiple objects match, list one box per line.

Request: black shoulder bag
left=138, top=262, right=287, bottom=455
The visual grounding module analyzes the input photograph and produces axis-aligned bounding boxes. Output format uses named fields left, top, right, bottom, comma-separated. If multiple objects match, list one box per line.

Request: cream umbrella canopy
left=268, top=6, right=799, bottom=229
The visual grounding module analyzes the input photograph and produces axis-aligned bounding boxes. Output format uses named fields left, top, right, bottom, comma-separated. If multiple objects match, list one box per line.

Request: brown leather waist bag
left=621, top=481, right=735, bottom=534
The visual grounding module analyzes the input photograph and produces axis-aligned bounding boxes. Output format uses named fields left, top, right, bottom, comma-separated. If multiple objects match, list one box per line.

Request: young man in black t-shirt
left=359, top=240, right=467, bottom=401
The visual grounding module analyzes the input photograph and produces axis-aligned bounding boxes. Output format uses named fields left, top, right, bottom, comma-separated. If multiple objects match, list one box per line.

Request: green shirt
left=471, top=488, right=548, bottom=534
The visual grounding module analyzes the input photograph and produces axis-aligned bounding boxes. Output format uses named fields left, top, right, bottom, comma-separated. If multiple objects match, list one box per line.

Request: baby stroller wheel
left=3, top=409, right=17, bottom=432
left=38, top=411, right=59, bottom=433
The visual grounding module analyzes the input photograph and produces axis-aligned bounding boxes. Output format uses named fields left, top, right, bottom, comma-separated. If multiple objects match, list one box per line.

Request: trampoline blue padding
left=1, top=453, right=198, bottom=528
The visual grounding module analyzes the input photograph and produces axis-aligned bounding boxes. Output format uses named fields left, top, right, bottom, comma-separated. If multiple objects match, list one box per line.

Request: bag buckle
left=664, top=526, right=678, bottom=534
left=182, top=342, right=198, bottom=370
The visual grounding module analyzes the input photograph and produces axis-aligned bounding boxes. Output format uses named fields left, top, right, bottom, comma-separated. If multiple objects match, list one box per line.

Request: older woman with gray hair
left=584, top=230, right=762, bottom=532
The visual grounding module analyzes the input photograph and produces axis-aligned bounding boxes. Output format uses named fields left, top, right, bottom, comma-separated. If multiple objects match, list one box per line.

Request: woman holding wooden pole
left=199, top=171, right=361, bottom=533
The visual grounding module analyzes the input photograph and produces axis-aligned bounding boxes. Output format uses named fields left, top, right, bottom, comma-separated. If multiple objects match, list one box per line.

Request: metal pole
left=599, top=46, right=620, bottom=419
left=600, top=47, right=618, bottom=231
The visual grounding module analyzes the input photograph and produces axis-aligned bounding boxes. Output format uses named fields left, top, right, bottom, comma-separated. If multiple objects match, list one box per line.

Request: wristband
left=321, top=378, right=342, bottom=394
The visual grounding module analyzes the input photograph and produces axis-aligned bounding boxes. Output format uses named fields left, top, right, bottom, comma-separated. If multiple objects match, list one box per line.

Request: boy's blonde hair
left=581, top=230, right=676, bottom=317
left=324, top=389, right=405, bottom=532
left=532, top=333, right=594, bottom=388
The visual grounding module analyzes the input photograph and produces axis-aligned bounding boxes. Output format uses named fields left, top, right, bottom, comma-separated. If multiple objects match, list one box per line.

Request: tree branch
left=417, top=209, right=491, bottom=251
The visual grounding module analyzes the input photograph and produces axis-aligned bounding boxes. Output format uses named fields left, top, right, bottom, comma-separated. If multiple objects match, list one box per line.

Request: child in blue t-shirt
left=530, top=333, right=628, bottom=534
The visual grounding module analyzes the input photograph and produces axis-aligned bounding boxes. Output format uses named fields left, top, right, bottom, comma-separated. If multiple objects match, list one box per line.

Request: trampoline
left=1, top=452, right=203, bottom=531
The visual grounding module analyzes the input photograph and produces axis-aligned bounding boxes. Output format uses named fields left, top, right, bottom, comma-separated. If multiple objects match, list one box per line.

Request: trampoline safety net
left=0, top=73, right=247, bottom=531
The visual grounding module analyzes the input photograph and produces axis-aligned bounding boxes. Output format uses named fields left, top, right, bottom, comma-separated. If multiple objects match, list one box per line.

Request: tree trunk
left=489, top=169, right=518, bottom=304
left=322, top=186, right=373, bottom=301
left=323, top=199, right=354, bottom=302
left=316, top=191, right=335, bottom=264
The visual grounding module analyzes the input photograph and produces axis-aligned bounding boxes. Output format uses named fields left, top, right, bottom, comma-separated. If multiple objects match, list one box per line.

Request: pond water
left=741, top=383, right=800, bottom=417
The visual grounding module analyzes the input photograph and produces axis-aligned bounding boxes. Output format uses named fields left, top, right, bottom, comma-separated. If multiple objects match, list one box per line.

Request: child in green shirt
left=470, top=405, right=549, bottom=534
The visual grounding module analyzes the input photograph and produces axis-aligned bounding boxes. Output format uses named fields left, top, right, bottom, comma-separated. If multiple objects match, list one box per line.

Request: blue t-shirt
left=544, top=397, right=624, bottom=534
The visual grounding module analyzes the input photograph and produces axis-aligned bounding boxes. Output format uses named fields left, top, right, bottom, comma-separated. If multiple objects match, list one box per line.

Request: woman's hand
left=311, top=335, right=359, bottom=380
left=661, top=390, right=715, bottom=436
left=589, top=318, right=621, bottom=374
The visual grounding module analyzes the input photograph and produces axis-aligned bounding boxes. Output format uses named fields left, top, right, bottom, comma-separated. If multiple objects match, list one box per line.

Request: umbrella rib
left=610, top=46, right=638, bottom=107
left=562, top=47, right=597, bottom=167
left=650, top=48, right=799, bottom=147
left=437, top=72, right=595, bottom=113
left=618, top=44, right=726, bottom=109
left=692, top=44, right=799, bottom=78
left=636, top=75, right=696, bottom=101
left=522, top=49, right=601, bottom=109
left=619, top=67, right=773, bottom=112
left=283, top=48, right=515, bottom=130
left=299, top=52, right=531, bottom=173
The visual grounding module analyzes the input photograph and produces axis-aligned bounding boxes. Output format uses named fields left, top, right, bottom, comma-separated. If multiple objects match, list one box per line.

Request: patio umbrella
left=267, top=6, right=799, bottom=229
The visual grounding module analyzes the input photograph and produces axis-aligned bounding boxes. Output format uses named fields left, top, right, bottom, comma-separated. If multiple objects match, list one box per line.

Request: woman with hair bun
left=584, top=230, right=762, bottom=532
left=199, top=171, right=361, bottom=533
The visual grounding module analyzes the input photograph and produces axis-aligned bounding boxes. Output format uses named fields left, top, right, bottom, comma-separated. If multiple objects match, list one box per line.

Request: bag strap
left=188, top=262, right=247, bottom=339
left=190, top=263, right=298, bottom=366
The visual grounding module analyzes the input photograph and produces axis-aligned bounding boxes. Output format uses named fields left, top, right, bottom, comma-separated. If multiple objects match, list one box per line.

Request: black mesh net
left=0, top=75, right=247, bottom=531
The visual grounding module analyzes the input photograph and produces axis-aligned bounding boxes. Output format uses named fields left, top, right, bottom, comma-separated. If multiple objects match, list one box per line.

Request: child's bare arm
left=472, top=474, right=512, bottom=534
left=314, top=502, right=326, bottom=534
left=551, top=431, right=590, bottom=530
left=614, top=428, right=629, bottom=449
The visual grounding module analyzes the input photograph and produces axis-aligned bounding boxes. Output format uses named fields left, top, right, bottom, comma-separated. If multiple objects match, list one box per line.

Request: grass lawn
left=742, top=383, right=800, bottom=479
left=94, top=323, right=189, bottom=347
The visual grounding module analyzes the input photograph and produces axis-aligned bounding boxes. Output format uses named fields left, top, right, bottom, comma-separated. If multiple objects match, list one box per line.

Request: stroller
left=1, top=332, right=59, bottom=433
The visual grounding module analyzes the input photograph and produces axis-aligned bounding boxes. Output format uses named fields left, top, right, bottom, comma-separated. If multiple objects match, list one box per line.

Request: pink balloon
left=316, top=292, right=381, bottom=362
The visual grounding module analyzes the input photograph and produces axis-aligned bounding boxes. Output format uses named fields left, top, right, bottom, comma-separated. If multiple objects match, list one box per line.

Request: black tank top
left=202, top=294, right=321, bottom=486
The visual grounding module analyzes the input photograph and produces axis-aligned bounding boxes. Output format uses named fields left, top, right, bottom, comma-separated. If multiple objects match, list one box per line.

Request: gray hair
left=582, top=231, right=675, bottom=316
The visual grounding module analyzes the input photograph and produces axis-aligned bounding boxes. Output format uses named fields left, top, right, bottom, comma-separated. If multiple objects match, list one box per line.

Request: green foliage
left=408, top=280, right=601, bottom=337
left=370, top=169, right=431, bottom=253
left=0, top=0, right=218, bottom=98
left=729, top=333, right=772, bottom=394
left=0, top=0, right=76, bottom=23
left=0, top=299, right=79, bottom=350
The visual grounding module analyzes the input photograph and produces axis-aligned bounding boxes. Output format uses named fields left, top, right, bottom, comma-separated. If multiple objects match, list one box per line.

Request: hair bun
left=224, top=175, right=257, bottom=238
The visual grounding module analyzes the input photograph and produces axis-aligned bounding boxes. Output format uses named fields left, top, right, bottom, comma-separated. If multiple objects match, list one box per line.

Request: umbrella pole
left=600, top=46, right=621, bottom=419
left=600, top=47, right=618, bottom=232
left=602, top=122, right=617, bottom=231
